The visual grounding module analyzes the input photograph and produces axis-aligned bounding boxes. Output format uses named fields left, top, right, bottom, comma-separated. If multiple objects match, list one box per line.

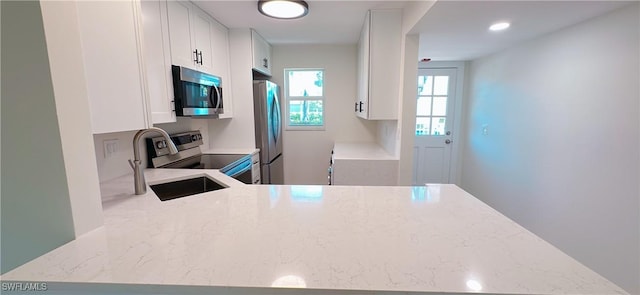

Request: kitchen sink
left=150, top=176, right=227, bottom=201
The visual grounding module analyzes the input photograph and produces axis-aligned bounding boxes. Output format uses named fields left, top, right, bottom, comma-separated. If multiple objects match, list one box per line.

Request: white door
left=413, top=68, right=457, bottom=185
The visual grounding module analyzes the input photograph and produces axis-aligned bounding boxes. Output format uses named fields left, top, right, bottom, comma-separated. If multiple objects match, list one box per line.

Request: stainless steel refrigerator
left=253, top=80, right=284, bottom=184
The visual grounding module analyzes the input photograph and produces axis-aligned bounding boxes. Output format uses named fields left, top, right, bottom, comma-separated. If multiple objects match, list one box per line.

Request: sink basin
left=150, top=176, right=227, bottom=201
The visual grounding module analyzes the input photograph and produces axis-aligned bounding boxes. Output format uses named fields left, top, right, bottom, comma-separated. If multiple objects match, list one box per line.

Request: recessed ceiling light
left=258, top=0, right=309, bottom=19
left=489, top=22, right=510, bottom=31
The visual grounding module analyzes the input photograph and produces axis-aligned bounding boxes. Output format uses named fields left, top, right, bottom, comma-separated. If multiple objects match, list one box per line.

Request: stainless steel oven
left=147, top=131, right=255, bottom=184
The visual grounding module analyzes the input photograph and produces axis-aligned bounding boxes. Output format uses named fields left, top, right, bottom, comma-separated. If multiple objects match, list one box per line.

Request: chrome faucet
left=128, top=127, right=178, bottom=195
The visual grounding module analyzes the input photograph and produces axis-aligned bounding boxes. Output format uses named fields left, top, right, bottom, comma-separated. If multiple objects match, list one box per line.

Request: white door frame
left=418, top=61, right=466, bottom=185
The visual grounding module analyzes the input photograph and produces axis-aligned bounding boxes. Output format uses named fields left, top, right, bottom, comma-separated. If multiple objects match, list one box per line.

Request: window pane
left=416, top=117, right=431, bottom=135
left=289, top=100, right=323, bottom=126
left=433, top=76, right=449, bottom=95
left=288, top=70, right=323, bottom=97
left=417, top=76, right=433, bottom=95
left=431, top=117, right=446, bottom=135
left=432, top=97, right=447, bottom=116
left=417, top=96, right=432, bottom=116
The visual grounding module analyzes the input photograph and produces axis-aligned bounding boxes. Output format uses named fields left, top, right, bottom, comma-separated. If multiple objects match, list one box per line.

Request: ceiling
left=194, top=1, right=632, bottom=60
left=194, top=1, right=408, bottom=44
left=415, top=1, right=632, bottom=61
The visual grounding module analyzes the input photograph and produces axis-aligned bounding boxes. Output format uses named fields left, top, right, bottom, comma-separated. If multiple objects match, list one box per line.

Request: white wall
left=461, top=4, right=639, bottom=293
left=93, top=118, right=209, bottom=183
left=395, top=1, right=437, bottom=185
left=376, top=120, right=398, bottom=156
left=271, top=44, right=378, bottom=184
left=1, top=1, right=75, bottom=273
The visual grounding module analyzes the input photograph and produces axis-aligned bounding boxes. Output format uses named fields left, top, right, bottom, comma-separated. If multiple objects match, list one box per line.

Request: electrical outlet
left=482, top=124, right=489, bottom=136
left=104, top=139, right=119, bottom=159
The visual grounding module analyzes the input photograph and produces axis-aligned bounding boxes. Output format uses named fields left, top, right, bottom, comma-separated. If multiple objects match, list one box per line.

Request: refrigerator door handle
left=272, top=92, right=281, bottom=144
left=270, top=99, right=277, bottom=144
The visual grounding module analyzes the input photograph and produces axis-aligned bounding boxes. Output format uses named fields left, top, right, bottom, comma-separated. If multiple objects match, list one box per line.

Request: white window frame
left=284, top=68, right=325, bottom=131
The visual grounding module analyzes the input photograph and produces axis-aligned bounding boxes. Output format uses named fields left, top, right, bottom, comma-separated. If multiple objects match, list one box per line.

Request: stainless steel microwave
left=172, top=65, right=223, bottom=117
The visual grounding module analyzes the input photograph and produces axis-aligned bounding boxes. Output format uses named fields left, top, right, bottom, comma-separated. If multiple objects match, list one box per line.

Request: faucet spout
left=130, top=127, right=178, bottom=195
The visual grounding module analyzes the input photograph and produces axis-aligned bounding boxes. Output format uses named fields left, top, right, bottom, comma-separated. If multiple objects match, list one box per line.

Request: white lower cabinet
left=251, top=151, right=261, bottom=184
left=331, top=143, right=398, bottom=186
left=76, top=0, right=149, bottom=134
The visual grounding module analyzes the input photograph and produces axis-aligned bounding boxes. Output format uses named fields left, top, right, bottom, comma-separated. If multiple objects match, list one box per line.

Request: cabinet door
left=356, top=12, right=370, bottom=119
left=141, top=0, right=175, bottom=124
left=211, top=20, right=233, bottom=118
left=368, top=10, right=401, bottom=120
left=167, top=1, right=195, bottom=68
left=355, top=10, right=401, bottom=120
left=251, top=30, right=271, bottom=76
left=76, top=0, right=148, bottom=134
left=191, top=6, right=214, bottom=74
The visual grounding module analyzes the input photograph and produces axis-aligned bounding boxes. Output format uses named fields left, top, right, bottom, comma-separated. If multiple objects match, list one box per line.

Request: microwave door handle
left=209, top=84, right=221, bottom=113
left=214, top=84, right=221, bottom=111
left=207, top=84, right=219, bottom=111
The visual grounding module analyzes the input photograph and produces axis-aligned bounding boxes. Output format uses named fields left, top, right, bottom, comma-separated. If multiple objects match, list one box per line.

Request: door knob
left=445, top=139, right=452, bottom=144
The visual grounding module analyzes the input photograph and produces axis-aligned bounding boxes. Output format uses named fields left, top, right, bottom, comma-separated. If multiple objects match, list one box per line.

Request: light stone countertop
left=0, top=168, right=627, bottom=294
left=333, top=142, right=397, bottom=160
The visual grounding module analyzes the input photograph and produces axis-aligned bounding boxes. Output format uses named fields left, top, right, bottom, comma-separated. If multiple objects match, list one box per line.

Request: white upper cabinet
left=191, top=6, right=214, bottom=73
left=355, top=10, right=402, bottom=120
left=141, top=0, right=175, bottom=124
left=150, top=0, right=233, bottom=120
left=211, top=19, right=233, bottom=118
left=167, top=1, right=214, bottom=74
left=251, top=29, right=272, bottom=76
left=76, top=0, right=148, bottom=134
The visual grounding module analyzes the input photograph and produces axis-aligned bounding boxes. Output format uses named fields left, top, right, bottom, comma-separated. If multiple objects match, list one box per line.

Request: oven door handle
left=225, top=160, right=252, bottom=178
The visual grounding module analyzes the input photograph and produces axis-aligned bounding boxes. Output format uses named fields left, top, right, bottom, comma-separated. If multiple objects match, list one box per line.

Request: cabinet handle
left=193, top=50, right=199, bottom=64
left=354, top=102, right=358, bottom=112
left=198, top=51, right=203, bottom=65
left=359, top=101, right=364, bottom=112
left=263, top=58, right=268, bottom=69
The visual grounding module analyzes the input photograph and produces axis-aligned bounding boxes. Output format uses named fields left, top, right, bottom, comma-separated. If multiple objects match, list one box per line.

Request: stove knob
left=156, top=140, right=166, bottom=149
left=191, top=134, right=198, bottom=142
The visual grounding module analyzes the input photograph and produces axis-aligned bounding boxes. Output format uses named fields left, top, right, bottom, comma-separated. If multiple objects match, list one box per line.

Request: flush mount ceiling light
left=489, top=22, right=510, bottom=32
left=258, top=0, right=309, bottom=19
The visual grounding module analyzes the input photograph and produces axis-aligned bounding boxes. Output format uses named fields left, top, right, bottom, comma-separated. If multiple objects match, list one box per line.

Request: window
left=284, top=69, right=324, bottom=130
left=416, top=75, right=450, bottom=135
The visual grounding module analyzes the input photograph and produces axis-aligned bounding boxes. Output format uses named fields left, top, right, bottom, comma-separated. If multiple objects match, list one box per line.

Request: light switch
left=482, top=124, right=489, bottom=136
left=104, top=139, right=119, bottom=159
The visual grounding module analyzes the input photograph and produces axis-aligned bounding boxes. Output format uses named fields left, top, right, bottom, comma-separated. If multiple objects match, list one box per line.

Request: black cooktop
left=160, top=154, right=249, bottom=170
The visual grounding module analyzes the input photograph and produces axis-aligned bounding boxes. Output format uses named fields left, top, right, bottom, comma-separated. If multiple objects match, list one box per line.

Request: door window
left=416, top=75, right=450, bottom=136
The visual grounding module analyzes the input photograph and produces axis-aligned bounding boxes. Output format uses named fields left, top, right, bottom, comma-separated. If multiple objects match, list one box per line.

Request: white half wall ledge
left=40, top=0, right=104, bottom=237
